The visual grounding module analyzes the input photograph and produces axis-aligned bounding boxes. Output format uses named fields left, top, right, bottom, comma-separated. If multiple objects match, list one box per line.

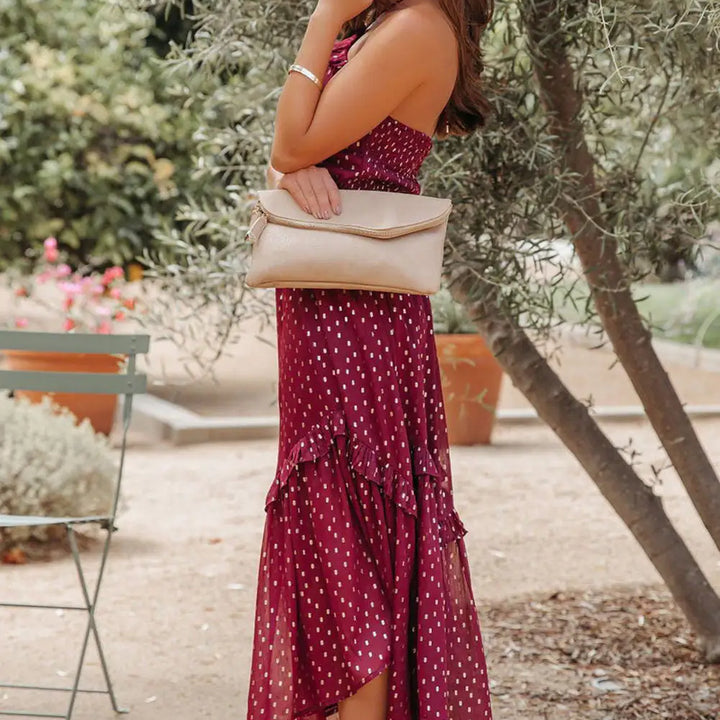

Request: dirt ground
left=2, top=411, right=720, bottom=719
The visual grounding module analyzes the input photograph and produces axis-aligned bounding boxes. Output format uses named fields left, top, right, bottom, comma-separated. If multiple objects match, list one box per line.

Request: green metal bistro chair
left=0, top=330, right=150, bottom=719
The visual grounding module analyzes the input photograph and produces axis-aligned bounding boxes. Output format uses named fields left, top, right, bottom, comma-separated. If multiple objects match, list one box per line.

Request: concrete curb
left=128, top=396, right=720, bottom=446
left=128, top=395, right=720, bottom=447
left=497, top=405, right=720, bottom=425
left=561, top=323, right=720, bottom=372
left=127, top=394, right=279, bottom=445
left=127, top=328, right=720, bottom=445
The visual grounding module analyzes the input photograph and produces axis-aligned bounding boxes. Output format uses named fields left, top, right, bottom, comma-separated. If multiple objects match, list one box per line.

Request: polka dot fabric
left=246, top=34, right=493, bottom=720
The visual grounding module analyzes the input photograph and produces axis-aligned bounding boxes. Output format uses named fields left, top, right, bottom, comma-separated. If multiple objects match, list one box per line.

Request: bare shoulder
left=374, top=3, right=458, bottom=64
left=351, top=3, right=458, bottom=74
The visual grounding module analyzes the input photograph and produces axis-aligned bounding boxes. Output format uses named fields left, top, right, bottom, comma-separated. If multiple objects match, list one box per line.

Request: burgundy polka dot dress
left=246, top=33, right=493, bottom=720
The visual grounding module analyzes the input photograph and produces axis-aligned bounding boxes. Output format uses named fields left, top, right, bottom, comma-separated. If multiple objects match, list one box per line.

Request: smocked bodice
left=317, top=34, right=434, bottom=195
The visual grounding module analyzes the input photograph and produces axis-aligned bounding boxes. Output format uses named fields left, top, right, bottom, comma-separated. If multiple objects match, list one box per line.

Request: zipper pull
left=245, top=204, right=268, bottom=244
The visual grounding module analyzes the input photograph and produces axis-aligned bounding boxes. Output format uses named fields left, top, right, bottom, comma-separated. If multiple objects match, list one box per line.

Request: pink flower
left=79, top=277, right=104, bottom=296
left=14, top=250, right=130, bottom=334
left=55, top=264, right=72, bottom=278
left=58, top=281, right=83, bottom=296
left=102, top=266, right=124, bottom=285
left=43, top=244, right=59, bottom=263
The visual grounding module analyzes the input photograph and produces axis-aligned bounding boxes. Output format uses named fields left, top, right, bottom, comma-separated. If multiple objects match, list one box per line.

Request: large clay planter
left=2, top=350, right=124, bottom=435
left=127, top=263, right=144, bottom=282
left=434, top=333, right=503, bottom=445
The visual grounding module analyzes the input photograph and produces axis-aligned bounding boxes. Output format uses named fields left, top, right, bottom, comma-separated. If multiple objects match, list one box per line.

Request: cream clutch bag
left=243, top=189, right=452, bottom=295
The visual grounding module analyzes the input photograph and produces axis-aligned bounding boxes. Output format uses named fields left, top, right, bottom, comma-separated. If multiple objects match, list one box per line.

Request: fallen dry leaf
left=0, top=547, right=27, bottom=565
left=1, top=547, right=27, bottom=564
left=480, top=587, right=720, bottom=720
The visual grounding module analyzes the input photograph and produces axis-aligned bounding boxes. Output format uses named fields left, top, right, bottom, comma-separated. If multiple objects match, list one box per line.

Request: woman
left=247, top=0, right=495, bottom=718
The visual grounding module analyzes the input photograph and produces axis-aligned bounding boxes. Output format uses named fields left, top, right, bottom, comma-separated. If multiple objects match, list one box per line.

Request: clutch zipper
left=245, top=205, right=269, bottom=243
left=247, top=201, right=451, bottom=240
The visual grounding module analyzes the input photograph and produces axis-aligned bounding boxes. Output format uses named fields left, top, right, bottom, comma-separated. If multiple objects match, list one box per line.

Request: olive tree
left=130, top=0, right=720, bottom=660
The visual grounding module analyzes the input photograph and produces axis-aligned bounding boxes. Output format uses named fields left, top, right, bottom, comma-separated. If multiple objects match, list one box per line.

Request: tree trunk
left=521, top=0, right=720, bottom=553
left=446, top=266, right=720, bottom=662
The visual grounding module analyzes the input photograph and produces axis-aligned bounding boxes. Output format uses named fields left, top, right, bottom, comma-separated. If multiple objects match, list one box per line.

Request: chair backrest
left=0, top=330, right=149, bottom=396
left=0, top=330, right=151, bottom=523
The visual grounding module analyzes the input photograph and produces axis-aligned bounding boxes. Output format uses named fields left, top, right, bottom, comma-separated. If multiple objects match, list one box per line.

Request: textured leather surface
left=245, top=189, right=451, bottom=294
left=245, top=218, right=448, bottom=294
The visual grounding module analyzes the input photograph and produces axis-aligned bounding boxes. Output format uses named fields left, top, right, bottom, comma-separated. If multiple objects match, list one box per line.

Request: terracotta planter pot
left=2, top=350, right=124, bottom=435
left=434, top=333, right=503, bottom=445
left=127, top=263, right=144, bottom=282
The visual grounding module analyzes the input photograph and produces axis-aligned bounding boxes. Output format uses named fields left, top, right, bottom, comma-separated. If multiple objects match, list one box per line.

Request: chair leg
left=65, top=526, right=128, bottom=718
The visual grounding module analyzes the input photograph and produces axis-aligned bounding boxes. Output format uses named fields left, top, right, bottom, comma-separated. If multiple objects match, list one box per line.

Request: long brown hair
left=342, top=0, right=495, bottom=138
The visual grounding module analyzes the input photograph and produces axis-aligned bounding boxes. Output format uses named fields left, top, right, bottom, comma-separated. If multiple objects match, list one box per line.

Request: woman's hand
left=314, top=0, right=374, bottom=25
left=276, top=165, right=342, bottom=219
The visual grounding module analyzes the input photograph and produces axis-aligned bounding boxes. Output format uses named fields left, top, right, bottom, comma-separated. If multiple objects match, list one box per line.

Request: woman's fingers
left=278, top=173, right=313, bottom=215
left=300, top=170, right=327, bottom=219
left=278, top=167, right=342, bottom=219
left=311, top=168, right=342, bottom=216
left=301, top=168, right=341, bottom=218
left=320, top=169, right=342, bottom=215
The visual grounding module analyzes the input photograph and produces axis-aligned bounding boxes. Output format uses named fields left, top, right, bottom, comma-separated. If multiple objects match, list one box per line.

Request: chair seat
left=0, top=514, right=111, bottom=528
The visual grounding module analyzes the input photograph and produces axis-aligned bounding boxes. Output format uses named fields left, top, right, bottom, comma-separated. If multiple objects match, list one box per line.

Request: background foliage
left=129, top=0, right=720, bottom=372
left=0, top=0, right=212, bottom=269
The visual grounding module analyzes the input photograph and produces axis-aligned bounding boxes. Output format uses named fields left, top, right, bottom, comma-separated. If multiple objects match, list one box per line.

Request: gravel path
left=2, top=416, right=719, bottom=719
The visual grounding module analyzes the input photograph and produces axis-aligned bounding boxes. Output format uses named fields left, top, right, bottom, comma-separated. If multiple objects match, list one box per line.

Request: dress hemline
left=295, top=661, right=392, bottom=719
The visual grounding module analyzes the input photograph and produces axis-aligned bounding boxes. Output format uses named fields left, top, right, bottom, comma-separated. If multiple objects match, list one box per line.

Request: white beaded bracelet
left=288, top=63, right=323, bottom=90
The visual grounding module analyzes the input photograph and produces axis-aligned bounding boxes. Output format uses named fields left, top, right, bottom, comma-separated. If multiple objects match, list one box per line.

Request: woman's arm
left=270, top=4, right=437, bottom=173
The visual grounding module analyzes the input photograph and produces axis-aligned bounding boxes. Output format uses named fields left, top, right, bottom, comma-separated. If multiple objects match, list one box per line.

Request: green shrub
left=0, top=394, right=116, bottom=548
left=430, top=287, right=479, bottom=334
left=0, top=0, right=205, bottom=269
